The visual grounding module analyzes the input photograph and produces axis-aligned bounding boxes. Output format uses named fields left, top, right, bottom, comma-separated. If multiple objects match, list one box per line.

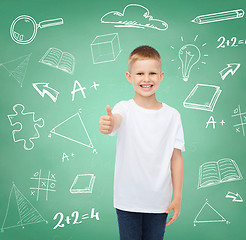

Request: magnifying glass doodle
left=10, top=15, right=64, bottom=44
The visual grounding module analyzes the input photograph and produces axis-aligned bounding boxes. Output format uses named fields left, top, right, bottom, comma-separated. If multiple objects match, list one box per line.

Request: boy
left=99, top=46, right=185, bottom=240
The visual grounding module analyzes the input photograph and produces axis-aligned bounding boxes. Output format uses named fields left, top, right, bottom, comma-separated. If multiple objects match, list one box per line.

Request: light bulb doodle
left=178, top=44, right=201, bottom=82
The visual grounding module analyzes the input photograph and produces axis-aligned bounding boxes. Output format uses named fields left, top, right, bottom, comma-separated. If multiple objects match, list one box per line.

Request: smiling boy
left=99, top=45, right=185, bottom=240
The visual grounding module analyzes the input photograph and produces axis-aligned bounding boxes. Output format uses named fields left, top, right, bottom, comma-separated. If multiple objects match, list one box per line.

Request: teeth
left=141, top=85, right=152, bottom=88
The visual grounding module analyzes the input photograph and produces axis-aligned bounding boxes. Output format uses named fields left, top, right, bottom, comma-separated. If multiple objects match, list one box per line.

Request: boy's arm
left=165, top=148, right=183, bottom=226
left=99, top=105, right=122, bottom=135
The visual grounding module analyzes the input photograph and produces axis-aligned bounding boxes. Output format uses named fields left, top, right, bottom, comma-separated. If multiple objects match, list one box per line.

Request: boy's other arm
left=99, top=105, right=122, bottom=135
left=165, top=148, right=184, bottom=226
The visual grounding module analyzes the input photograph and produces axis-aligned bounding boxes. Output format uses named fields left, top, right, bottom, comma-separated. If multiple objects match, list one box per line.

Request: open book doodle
left=198, top=158, right=243, bottom=189
left=39, top=48, right=75, bottom=74
left=183, top=84, right=222, bottom=112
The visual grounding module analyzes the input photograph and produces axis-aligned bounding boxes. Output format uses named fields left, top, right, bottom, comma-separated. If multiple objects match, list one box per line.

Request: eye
left=137, top=72, right=143, bottom=75
left=150, top=72, right=157, bottom=75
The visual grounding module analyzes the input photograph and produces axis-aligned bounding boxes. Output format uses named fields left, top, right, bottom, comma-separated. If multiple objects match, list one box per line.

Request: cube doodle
left=8, top=104, right=44, bottom=150
left=90, top=33, right=122, bottom=64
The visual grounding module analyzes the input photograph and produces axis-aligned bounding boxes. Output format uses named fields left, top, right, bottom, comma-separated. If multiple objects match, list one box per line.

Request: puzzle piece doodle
left=8, top=104, right=44, bottom=150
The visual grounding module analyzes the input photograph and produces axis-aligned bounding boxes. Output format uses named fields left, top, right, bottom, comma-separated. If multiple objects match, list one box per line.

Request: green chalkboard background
left=0, top=0, right=246, bottom=239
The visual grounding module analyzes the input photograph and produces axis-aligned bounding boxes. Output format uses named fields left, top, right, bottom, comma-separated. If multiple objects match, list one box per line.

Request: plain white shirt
left=109, top=99, right=185, bottom=213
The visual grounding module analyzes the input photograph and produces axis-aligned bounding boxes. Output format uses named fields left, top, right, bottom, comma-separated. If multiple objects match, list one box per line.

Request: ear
left=126, top=72, right=132, bottom=83
left=160, top=71, right=164, bottom=82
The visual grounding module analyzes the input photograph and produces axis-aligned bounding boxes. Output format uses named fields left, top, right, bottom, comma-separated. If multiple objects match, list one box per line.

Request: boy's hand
left=99, top=105, right=114, bottom=134
left=165, top=198, right=181, bottom=226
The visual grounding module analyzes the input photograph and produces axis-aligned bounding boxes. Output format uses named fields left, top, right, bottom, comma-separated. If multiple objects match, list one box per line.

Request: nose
left=143, top=74, right=150, bottom=82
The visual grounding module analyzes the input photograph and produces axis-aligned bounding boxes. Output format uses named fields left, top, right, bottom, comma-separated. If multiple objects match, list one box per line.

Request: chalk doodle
left=217, top=36, right=246, bottom=48
left=194, top=199, right=229, bottom=226
left=1, top=183, right=47, bottom=232
left=0, top=54, right=31, bottom=87
left=205, top=116, right=226, bottom=128
left=10, top=15, right=63, bottom=44
left=179, top=44, right=200, bottom=82
left=62, top=152, right=75, bottom=162
left=30, top=170, right=56, bottom=201
left=71, top=80, right=86, bottom=101
left=53, top=208, right=99, bottom=230
left=33, top=83, right=59, bottom=103
left=90, top=33, right=122, bottom=64
left=39, top=48, right=75, bottom=74
left=219, top=63, right=240, bottom=80
left=90, top=81, right=100, bottom=90
left=192, top=9, right=244, bottom=24
left=170, top=35, right=208, bottom=81
left=8, top=104, right=44, bottom=150
left=101, top=4, right=168, bottom=31
left=225, top=191, right=243, bottom=202
left=183, top=84, right=222, bottom=112
left=198, top=158, right=243, bottom=189
left=49, top=110, right=96, bottom=153
left=70, top=174, right=96, bottom=194
left=232, top=105, right=246, bottom=136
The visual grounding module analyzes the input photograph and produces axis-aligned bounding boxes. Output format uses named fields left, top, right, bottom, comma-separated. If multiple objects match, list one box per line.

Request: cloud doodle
left=101, top=4, right=168, bottom=31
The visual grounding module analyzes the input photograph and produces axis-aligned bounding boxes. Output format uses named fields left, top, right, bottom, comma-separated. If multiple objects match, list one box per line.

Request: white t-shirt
left=109, top=99, right=185, bottom=213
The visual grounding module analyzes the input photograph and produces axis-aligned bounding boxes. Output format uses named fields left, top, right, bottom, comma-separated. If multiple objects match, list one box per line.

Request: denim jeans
left=116, top=208, right=168, bottom=240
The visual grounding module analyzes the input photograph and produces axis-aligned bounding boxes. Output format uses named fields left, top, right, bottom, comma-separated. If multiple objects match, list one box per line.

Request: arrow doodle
left=33, top=83, right=59, bottom=103
left=225, top=191, right=243, bottom=202
left=219, top=63, right=240, bottom=80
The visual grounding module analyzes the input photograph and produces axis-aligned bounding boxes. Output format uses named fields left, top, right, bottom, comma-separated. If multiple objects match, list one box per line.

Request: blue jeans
left=116, top=208, right=168, bottom=240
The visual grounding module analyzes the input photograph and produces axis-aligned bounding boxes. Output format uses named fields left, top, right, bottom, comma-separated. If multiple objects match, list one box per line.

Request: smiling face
left=126, top=59, right=164, bottom=99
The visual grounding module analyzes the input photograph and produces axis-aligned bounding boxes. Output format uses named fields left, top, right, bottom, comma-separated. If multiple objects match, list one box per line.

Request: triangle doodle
left=194, top=200, right=228, bottom=226
left=50, top=112, right=94, bottom=149
left=0, top=54, right=31, bottom=87
left=1, top=183, right=46, bottom=232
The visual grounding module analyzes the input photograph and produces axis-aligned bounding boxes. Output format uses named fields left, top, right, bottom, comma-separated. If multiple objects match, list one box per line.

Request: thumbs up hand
left=99, top=105, right=115, bottom=134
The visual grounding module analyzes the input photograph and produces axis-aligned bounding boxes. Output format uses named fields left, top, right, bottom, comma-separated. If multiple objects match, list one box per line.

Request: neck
left=133, top=94, right=161, bottom=109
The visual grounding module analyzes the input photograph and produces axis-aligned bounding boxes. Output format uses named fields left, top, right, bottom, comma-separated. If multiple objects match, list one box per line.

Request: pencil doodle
left=192, top=9, right=244, bottom=24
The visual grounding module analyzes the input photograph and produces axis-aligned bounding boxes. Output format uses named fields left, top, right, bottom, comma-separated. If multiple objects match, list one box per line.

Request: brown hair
left=128, top=45, right=162, bottom=71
